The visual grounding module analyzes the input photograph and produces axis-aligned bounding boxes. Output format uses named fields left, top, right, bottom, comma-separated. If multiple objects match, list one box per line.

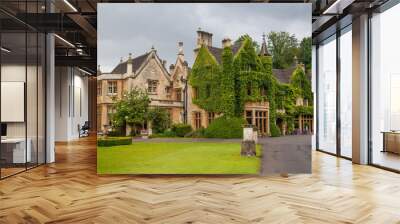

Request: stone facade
left=97, top=29, right=312, bottom=136
left=97, top=46, right=188, bottom=133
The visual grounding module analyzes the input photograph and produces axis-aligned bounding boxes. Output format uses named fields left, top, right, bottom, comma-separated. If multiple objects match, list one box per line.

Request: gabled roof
left=206, top=42, right=241, bottom=64
left=110, top=52, right=150, bottom=74
left=273, top=68, right=296, bottom=84
left=273, top=67, right=311, bottom=84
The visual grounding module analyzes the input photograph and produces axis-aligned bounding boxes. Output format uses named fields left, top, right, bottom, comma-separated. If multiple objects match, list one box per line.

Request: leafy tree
left=148, top=107, right=171, bottom=133
left=298, top=37, right=312, bottom=71
left=112, top=88, right=150, bottom=131
left=234, top=34, right=260, bottom=52
left=267, top=31, right=298, bottom=69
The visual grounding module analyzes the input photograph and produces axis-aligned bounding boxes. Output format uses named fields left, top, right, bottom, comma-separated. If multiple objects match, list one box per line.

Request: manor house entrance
left=244, top=102, right=269, bottom=136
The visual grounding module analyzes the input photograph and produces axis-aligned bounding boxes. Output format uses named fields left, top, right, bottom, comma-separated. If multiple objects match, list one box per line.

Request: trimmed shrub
left=204, top=116, right=245, bottom=138
left=97, top=137, right=132, bottom=147
left=150, top=129, right=177, bottom=138
left=171, top=124, right=192, bottom=137
left=163, top=129, right=177, bottom=137
left=185, top=128, right=206, bottom=138
left=107, top=129, right=124, bottom=137
left=270, top=123, right=281, bottom=137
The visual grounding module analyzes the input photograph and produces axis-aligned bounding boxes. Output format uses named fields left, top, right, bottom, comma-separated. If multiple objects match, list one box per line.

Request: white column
left=312, top=45, right=317, bottom=150
left=352, top=14, right=369, bottom=164
left=46, top=32, right=55, bottom=163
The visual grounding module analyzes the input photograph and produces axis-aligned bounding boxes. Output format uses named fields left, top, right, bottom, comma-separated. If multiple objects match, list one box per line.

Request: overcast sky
left=98, top=3, right=311, bottom=73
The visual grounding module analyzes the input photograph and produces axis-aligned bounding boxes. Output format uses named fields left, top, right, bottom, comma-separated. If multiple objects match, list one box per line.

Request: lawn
left=97, top=142, right=262, bottom=174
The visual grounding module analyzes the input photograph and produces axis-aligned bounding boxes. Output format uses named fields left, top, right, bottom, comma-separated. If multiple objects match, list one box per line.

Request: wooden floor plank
left=0, top=136, right=399, bottom=223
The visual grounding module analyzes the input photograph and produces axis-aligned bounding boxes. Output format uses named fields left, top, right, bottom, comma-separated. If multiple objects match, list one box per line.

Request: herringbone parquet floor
left=1, top=136, right=400, bottom=224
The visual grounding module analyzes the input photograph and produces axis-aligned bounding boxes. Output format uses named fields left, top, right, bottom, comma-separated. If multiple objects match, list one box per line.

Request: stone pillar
left=252, top=109, right=256, bottom=127
left=148, top=121, right=153, bottom=136
left=241, top=126, right=256, bottom=156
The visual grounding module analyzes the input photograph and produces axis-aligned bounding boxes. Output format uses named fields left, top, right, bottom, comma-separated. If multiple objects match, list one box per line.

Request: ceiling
left=0, top=0, right=392, bottom=74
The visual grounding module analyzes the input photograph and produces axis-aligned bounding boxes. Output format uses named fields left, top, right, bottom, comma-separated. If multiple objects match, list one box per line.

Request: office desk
left=1, top=138, right=31, bottom=164
left=382, top=132, right=400, bottom=154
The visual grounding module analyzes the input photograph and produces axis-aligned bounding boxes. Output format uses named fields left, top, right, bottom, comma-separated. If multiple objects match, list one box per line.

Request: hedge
left=171, top=124, right=192, bottom=137
left=97, top=137, right=132, bottom=147
left=204, top=116, right=245, bottom=138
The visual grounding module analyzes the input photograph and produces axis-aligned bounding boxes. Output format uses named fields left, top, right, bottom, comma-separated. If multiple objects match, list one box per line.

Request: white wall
left=55, top=67, right=89, bottom=141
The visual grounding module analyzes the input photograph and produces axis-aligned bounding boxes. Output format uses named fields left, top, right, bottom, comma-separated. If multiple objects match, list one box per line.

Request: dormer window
left=147, top=80, right=158, bottom=94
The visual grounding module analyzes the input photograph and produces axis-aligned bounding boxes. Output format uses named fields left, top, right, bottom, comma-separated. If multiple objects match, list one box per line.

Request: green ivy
left=290, top=66, right=313, bottom=102
left=189, top=46, right=221, bottom=112
left=220, top=46, right=236, bottom=116
left=294, top=105, right=313, bottom=116
left=189, top=36, right=313, bottom=137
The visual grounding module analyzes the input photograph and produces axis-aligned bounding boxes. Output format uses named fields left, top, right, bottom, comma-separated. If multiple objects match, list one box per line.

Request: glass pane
left=371, top=4, right=400, bottom=171
left=1, top=31, right=27, bottom=177
left=318, top=35, right=337, bottom=154
left=340, top=27, right=352, bottom=158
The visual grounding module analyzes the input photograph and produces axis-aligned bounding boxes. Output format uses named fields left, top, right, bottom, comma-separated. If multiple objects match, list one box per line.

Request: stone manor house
left=97, top=30, right=313, bottom=136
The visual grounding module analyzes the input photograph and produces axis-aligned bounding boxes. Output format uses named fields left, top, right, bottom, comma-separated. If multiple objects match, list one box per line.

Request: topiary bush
left=204, top=116, right=245, bottom=138
left=97, top=137, right=132, bottom=147
left=171, top=124, right=192, bottom=137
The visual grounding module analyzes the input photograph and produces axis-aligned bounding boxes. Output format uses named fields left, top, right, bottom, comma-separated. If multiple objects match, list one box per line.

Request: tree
left=148, top=107, right=171, bottom=134
left=112, top=87, right=150, bottom=132
left=267, top=31, right=298, bottom=69
left=298, top=37, right=312, bottom=71
left=234, top=34, right=260, bottom=52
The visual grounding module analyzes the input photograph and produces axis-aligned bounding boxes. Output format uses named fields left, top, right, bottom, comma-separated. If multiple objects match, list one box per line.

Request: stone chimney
left=222, top=38, right=232, bottom=48
left=162, top=60, right=166, bottom=68
left=196, top=28, right=213, bottom=48
left=169, top=64, right=175, bottom=74
left=127, top=53, right=133, bottom=74
left=97, top=65, right=101, bottom=76
left=178, top=42, right=184, bottom=55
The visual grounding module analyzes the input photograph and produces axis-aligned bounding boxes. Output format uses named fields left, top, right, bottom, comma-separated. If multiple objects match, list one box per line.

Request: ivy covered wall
left=189, top=36, right=313, bottom=136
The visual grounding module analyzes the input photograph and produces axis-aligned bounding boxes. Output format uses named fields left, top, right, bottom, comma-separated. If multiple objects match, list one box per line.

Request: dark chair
left=79, top=121, right=90, bottom=138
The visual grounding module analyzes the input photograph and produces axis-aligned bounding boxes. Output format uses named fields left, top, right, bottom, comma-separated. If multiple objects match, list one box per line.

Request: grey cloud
left=98, top=3, right=311, bottom=72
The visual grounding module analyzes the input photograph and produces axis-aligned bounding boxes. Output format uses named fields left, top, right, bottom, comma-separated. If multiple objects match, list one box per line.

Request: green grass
left=97, top=142, right=261, bottom=174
